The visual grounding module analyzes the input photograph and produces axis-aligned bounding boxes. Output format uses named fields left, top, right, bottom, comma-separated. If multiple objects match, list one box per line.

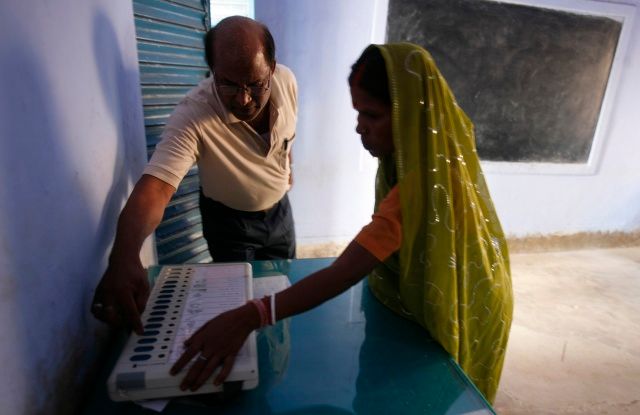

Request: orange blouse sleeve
left=354, top=185, right=402, bottom=261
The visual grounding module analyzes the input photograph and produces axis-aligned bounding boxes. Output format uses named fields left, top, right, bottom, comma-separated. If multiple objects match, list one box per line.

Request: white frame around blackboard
left=479, top=0, right=635, bottom=176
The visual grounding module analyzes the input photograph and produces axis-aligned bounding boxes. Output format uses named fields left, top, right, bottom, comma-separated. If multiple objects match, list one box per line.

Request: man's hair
left=348, top=45, right=390, bottom=105
left=204, top=19, right=276, bottom=71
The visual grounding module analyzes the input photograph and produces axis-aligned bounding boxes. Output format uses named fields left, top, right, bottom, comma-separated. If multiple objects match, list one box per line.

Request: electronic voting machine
left=107, top=263, right=259, bottom=401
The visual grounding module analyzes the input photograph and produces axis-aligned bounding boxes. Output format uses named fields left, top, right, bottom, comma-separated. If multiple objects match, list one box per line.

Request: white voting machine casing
left=107, top=263, right=258, bottom=401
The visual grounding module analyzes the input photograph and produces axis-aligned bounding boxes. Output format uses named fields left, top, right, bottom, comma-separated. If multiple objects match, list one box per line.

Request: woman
left=170, top=43, right=513, bottom=403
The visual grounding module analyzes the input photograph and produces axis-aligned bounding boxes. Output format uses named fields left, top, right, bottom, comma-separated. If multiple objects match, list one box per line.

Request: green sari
left=367, top=43, right=513, bottom=403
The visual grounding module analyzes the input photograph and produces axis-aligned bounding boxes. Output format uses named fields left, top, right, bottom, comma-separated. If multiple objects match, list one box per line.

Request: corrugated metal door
left=133, top=0, right=212, bottom=264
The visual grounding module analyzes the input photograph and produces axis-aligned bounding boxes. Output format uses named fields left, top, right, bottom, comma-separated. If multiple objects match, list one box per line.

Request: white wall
left=256, top=0, right=389, bottom=245
left=257, top=0, right=640, bottom=243
left=0, top=1, right=152, bottom=414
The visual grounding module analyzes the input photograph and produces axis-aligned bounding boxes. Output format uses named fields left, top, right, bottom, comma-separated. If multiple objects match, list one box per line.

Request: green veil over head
left=366, top=43, right=513, bottom=403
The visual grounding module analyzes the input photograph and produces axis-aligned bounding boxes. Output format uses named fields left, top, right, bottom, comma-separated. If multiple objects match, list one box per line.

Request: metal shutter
left=133, top=0, right=212, bottom=264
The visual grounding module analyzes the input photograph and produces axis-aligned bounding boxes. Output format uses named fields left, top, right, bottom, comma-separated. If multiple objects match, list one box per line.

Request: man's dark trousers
left=199, top=190, right=296, bottom=262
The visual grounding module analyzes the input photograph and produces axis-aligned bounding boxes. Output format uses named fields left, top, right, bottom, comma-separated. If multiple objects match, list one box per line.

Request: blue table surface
left=81, top=258, right=494, bottom=414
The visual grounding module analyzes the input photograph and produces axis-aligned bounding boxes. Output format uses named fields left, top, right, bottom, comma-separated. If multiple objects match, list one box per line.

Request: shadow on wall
left=93, top=9, right=146, bottom=236
left=0, top=7, right=143, bottom=415
left=0, top=31, right=95, bottom=415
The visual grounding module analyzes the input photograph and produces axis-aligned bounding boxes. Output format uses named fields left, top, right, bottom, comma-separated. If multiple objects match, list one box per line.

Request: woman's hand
left=170, top=303, right=260, bottom=391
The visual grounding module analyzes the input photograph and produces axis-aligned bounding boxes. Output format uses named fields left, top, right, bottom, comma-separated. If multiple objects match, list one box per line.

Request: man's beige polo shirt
left=144, top=64, right=297, bottom=212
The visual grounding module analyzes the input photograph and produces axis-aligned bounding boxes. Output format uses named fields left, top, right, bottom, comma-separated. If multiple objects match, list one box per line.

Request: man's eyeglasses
left=214, top=72, right=271, bottom=97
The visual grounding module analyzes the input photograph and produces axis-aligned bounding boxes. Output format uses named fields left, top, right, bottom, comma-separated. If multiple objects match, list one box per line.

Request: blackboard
left=387, top=0, right=622, bottom=163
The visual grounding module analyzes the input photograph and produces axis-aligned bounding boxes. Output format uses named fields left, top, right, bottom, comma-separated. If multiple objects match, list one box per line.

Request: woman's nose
left=356, top=124, right=366, bottom=135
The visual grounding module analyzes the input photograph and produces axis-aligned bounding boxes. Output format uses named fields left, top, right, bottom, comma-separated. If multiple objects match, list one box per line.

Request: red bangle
left=249, top=299, right=268, bottom=328
left=249, top=295, right=277, bottom=328
left=261, top=296, right=272, bottom=325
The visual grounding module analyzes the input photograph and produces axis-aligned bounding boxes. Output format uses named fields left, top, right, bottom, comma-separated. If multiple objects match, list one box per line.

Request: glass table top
left=82, top=258, right=494, bottom=414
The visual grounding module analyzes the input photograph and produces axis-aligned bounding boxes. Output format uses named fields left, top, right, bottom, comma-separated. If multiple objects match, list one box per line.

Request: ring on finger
left=91, top=303, right=115, bottom=314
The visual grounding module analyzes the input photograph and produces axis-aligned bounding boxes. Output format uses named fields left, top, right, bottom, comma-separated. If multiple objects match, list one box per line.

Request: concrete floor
left=299, top=244, right=640, bottom=414
left=493, top=246, right=640, bottom=414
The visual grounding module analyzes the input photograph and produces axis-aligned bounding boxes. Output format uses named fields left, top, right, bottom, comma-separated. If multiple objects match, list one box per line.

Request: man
left=91, top=16, right=297, bottom=333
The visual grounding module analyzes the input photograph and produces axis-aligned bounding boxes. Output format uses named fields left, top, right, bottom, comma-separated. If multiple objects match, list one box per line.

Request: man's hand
left=91, top=258, right=149, bottom=334
left=90, top=175, right=174, bottom=334
left=170, top=304, right=260, bottom=391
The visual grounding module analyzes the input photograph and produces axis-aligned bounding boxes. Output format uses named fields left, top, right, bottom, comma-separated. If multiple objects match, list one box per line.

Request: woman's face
left=351, top=85, right=393, bottom=158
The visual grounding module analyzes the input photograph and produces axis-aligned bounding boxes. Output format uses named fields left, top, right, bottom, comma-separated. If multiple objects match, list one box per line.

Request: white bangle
left=270, top=294, right=276, bottom=325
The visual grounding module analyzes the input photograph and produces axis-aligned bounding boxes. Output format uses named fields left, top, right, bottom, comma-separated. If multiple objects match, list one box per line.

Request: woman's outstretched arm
left=275, top=240, right=380, bottom=319
left=170, top=240, right=380, bottom=391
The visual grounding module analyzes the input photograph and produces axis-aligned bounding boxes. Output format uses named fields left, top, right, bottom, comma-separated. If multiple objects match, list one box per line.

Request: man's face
left=214, top=52, right=273, bottom=122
